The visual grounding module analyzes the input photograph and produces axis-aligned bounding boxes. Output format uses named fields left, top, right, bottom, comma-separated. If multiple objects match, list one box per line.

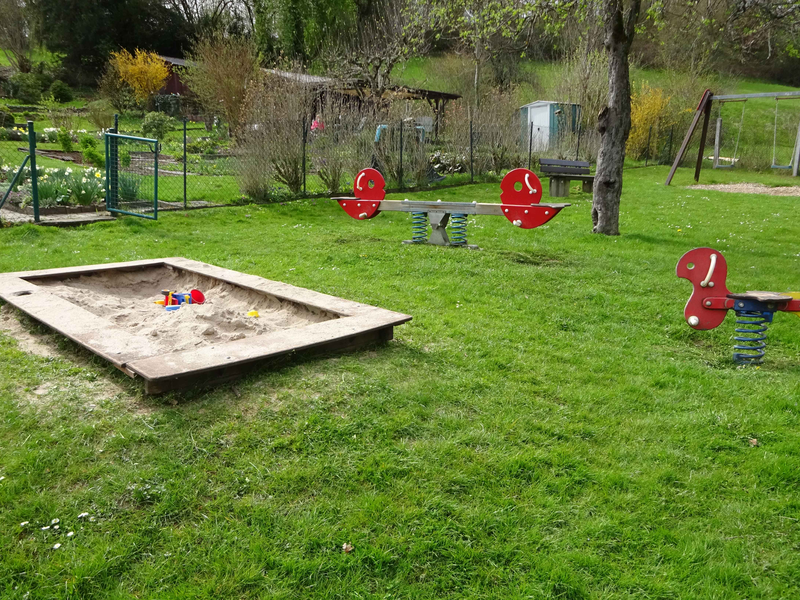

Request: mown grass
left=1, top=165, right=799, bottom=599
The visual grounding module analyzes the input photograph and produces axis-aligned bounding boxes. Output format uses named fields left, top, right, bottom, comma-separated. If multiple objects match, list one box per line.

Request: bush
left=40, top=95, right=77, bottom=131
left=120, top=149, right=132, bottom=168
left=627, top=82, right=672, bottom=161
left=0, top=106, right=14, bottom=128
left=9, top=73, right=43, bottom=104
left=57, top=128, right=73, bottom=153
left=86, top=100, right=116, bottom=130
left=98, top=63, right=137, bottom=112
left=78, top=133, right=98, bottom=151
left=109, top=50, right=169, bottom=105
left=153, top=94, right=182, bottom=117
left=49, top=80, right=73, bottom=103
left=141, top=111, right=175, bottom=140
left=82, top=145, right=105, bottom=169
left=0, top=126, right=27, bottom=141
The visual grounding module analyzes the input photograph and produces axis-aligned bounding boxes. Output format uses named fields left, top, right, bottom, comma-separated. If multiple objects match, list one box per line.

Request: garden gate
left=105, top=133, right=159, bottom=219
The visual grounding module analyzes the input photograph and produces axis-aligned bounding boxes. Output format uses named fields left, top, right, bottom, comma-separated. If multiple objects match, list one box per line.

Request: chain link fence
left=125, top=88, right=717, bottom=208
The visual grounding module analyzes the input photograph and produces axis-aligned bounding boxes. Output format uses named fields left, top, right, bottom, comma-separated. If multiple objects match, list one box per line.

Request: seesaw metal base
left=400, top=210, right=480, bottom=249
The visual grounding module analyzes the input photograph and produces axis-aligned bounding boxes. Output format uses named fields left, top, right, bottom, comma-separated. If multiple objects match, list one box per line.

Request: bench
left=539, top=159, right=594, bottom=197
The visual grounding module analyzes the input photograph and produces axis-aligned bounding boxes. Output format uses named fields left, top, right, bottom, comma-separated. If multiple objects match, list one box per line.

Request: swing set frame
left=666, top=90, right=800, bottom=185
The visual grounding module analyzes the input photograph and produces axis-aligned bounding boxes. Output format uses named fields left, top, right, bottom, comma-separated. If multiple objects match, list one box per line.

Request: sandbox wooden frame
left=0, top=258, right=412, bottom=394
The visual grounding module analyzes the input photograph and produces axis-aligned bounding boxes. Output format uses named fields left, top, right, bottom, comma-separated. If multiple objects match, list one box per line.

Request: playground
left=1, top=163, right=799, bottom=598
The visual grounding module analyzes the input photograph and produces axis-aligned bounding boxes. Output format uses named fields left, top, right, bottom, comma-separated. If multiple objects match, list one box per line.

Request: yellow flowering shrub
left=110, top=50, right=169, bottom=104
left=627, top=83, right=672, bottom=161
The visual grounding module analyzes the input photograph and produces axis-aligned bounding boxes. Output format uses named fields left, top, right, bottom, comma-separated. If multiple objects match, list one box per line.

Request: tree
left=28, top=0, right=192, bottom=79
left=725, top=0, right=800, bottom=81
left=0, top=0, right=33, bottom=72
left=323, top=0, right=431, bottom=103
left=181, top=34, right=259, bottom=135
left=428, top=1, right=531, bottom=106
left=523, top=0, right=647, bottom=235
left=254, top=0, right=359, bottom=64
left=164, top=0, right=256, bottom=37
left=110, top=49, right=170, bottom=104
left=590, top=0, right=641, bottom=235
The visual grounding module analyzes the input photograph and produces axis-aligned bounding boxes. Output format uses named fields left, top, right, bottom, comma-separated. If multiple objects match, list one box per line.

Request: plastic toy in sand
left=677, top=247, right=800, bottom=364
left=155, top=289, right=205, bottom=311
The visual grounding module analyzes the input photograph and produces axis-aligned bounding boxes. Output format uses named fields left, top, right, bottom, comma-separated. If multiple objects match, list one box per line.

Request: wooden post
left=694, top=95, right=713, bottom=182
left=666, top=90, right=712, bottom=186
left=793, top=120, right=800, bottom=178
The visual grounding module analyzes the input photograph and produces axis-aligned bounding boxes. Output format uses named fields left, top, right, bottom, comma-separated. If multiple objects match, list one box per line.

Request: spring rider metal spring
left=411, top=212, right=427, bottom=243
left=677, top=247, right=800, bottom=366
left=449, top=213, right=467, bottom=246
left=733, top=309, right=773, bottom=364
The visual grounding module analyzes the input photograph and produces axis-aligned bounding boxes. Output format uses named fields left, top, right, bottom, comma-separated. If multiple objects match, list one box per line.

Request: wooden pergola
left=264, top=69, right=461, bottom=140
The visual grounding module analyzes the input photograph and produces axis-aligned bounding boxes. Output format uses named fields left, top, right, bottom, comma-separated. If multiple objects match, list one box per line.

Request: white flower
left=41, top=525, right=50, bottom=530
left=67, top=531, right=74, bottom=537
left=52, top=543, right=61, bottom=549
left=77, top=512, right=89, bottom=519
left=20, top=521, right=29, bottom=527
left=51, top=518, right=59, bottom=524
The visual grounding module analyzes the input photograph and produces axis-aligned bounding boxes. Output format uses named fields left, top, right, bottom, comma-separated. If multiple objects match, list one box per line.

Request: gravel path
left=690, top=183, right=800, bottom=196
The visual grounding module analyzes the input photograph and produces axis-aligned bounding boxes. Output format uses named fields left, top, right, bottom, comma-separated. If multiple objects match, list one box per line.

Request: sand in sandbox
left=30, top=266, right=337, bottom=354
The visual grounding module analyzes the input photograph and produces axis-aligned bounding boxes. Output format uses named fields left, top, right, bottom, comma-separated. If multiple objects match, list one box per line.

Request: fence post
left=109, top=114, right=119, bottom=208
left=527, top=121, right=533, bottom=170
left=302, top=116, right=307, bottom=195
left=183, top=117, right=188, bottom=209
left=27, top=121, right=39, bottom=223
left=398, top=120, right=404, bottom=191
left=645, top=125, right=653, bottom=166
left=667, top=125, right=674, bottom=165
left=154, top=136, right=159, bottom=220
left=469, top=118, right=474, bottom=184
left=575, top=126, right=582, bottom=161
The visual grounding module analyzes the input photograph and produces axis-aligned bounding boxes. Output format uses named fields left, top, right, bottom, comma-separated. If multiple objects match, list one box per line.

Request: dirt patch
left=0, top=303, right=59, bottom=358
left=690, top=183, right=800, bottom=196
left=30, top=266, right=338, bottom=354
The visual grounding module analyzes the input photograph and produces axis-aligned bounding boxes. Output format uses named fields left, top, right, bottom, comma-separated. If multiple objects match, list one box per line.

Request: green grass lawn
left=1, top=165, right=799, bottom=598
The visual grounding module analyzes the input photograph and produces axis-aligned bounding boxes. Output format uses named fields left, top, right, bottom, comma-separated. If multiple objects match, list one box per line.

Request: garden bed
left=29, top=148, right=86, bottom=164
left=2, top=197, right=105, bottom=215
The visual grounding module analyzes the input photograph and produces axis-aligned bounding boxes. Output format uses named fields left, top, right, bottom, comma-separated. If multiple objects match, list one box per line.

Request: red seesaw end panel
left=337, top=199, right=381, bottom=220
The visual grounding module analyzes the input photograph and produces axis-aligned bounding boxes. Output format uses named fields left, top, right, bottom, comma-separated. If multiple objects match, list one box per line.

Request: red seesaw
left=677, top=247, right=800, bottom=364
left=333, top=168, right=570, bottom=248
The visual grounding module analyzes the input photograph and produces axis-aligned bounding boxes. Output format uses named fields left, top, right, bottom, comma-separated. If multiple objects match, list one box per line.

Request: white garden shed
left=520, top=101, right=581, bottom=151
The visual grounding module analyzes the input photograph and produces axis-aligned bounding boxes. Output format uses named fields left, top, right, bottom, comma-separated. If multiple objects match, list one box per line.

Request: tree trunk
left=592, top=0, right=640, bottom=236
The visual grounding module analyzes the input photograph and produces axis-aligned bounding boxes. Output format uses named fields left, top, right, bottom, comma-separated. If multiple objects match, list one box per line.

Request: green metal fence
left=105, top=133, right=159, bottom=219
left=1, top=121, right=39, bottom=221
